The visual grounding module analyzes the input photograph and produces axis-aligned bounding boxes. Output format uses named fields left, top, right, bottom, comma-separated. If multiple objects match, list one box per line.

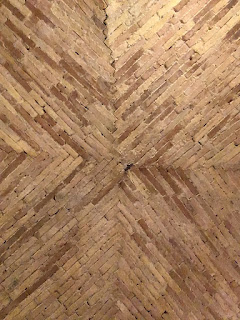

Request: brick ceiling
left=0, top=0, right=240, bottom=319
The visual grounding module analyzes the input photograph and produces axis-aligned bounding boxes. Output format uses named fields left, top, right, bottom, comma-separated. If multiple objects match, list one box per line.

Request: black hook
left=124, top=163, right=133, bottom=172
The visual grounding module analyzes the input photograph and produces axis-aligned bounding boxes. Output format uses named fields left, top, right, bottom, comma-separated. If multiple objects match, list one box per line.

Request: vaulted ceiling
left=0, top=0, right=240, bottom=319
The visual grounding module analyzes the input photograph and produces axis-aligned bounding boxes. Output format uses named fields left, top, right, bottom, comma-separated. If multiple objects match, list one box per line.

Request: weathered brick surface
left=0, top=0, right=240, bottom=319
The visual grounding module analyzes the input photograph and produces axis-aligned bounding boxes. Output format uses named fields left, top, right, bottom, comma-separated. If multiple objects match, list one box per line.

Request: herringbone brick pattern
left=0, top=0, right=239, bottom=319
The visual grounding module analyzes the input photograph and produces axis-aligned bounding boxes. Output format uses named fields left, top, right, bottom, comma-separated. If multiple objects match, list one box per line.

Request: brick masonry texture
left=0, top=0, right=239, bottom=319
